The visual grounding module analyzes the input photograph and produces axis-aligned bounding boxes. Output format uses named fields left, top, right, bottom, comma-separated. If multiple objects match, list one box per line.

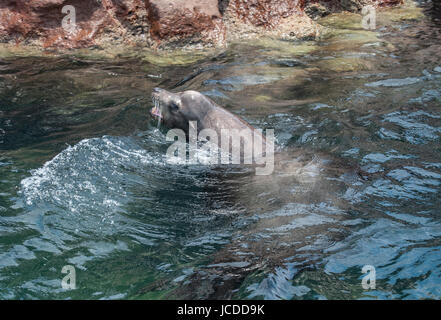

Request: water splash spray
left=152, top=96, right=163, bottom=128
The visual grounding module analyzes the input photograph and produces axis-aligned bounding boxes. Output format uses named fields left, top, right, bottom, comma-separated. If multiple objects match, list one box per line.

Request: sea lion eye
left=170, top=102, right=179, bottom=112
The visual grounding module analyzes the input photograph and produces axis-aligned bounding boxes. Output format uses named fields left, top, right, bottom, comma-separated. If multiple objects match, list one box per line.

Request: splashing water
left=151, top=95, right=163, bottom=128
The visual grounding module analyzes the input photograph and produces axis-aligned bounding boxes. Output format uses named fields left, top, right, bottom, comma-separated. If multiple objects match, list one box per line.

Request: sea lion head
left=151, top=87, right=212, bottom=133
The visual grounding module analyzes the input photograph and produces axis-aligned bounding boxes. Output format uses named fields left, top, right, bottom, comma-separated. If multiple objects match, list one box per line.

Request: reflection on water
left=0, top=0, right=441, bottom=299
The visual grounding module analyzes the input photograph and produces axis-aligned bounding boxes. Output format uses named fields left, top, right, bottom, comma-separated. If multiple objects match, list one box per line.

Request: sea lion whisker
left=157, top=100, right=162, bottom=128
left=151, top=95, right=163, bottom=128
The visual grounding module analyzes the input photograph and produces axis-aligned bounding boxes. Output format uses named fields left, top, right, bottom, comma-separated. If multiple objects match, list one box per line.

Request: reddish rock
left=226, top=0, right=305, bottom=28
left=145, top=0, right=224, bottom=45
left=224, top=0, right=403, bottom=28
left=0, top=0, right=148, bottom=49
left=0, top=0, right=404, bottom=50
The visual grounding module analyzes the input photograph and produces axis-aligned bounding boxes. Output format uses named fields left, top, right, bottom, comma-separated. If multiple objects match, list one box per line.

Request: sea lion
left=151, top=87, right=274, bottom=174
left=151, top=87, right=265, bottom=138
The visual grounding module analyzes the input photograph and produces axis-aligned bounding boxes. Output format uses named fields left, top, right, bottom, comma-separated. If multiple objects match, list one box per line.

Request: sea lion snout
left=151, top=87, right=168, bottom=107
left=151, top=88, right=189, bottom=130
left=150, top=89, right=163, bottom=120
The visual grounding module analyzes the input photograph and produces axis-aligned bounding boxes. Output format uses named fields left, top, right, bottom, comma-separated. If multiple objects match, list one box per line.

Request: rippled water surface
left=1, top=1, right=440, bottom=299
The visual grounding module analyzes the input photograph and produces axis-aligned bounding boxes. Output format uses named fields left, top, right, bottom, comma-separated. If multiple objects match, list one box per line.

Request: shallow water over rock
left=0, top=1, right=440, bottom=299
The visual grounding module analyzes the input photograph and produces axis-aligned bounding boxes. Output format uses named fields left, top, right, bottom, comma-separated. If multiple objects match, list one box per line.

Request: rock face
left=146, top=0, right=225, bottom=47
left=304, top=0, right=404, bottom=17
left=225, top=0, right=305, bottom=28
left=0, top=0, right=149, bottom=49
left=0, top=0, right=404, bottom=50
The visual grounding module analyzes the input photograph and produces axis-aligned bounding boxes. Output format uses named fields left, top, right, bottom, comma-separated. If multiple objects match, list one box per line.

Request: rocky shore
left=0, top=0, right=404, bottom=51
